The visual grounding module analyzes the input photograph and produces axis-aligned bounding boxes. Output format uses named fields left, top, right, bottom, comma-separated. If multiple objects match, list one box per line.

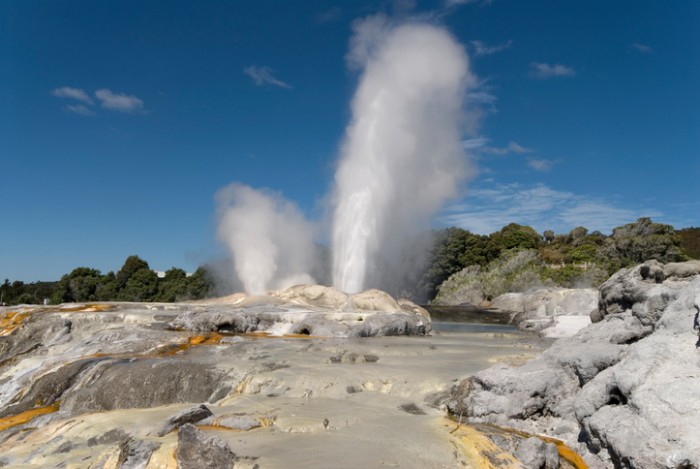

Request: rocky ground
left=448, top=260, right=700, bottom=468
left=489, top=288, right=598, bottom=338
left=0, top=286, right=552, bottom=468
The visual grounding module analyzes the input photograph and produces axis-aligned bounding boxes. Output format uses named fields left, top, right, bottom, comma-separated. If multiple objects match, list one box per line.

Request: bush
left=434, top=250, right=545, bottom=305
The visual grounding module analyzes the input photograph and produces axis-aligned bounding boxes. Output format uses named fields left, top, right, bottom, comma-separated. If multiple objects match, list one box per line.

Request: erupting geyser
left=216, top=183, right=316, bottom=294
left=331, top=18, right=475, bottom=293
left=217, top=17, right=476, bottom=295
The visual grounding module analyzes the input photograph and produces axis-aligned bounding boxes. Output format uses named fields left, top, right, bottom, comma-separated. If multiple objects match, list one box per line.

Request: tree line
left=1, top=255, right=214, bottom=306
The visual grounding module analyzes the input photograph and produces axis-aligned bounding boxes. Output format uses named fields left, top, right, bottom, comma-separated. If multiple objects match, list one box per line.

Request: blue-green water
left=432, top=321, right=518, bottom=334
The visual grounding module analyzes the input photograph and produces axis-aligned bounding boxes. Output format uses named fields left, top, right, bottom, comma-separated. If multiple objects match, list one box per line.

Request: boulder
left=271, top=284, right=350, bottom=309
left=117, top=438, right=161, bottom=469
left=664, top=259, right=700, bottom=279
left=158, top=404, right=213, bottom=436
left=448, top=263, right=700, bottom=468
left=490, top=287, right=597, bottom=337
left=514, top=437, right=558, bottom=469
left=176, top=424, right=235, bottom=469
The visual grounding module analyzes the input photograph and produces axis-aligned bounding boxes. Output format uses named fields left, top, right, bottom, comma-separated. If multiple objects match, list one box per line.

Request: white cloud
left=95, top=89, right=145, bottom=113
left=243, top=66, right=292, bottom=89
left=482, top=141, right=532, bottom=155
left=631, top=43, right=652, bottom=53
left=439, top=182, right=662, bottom=234
left=461, top=137, right=489, bottom=150
left=529, top=62, right=575, bottom=79
left=51, top=86, right=93, bottom=104
left=467, top=90, right=497, bottom=104
left=527, top=158, right=553, bottom=172
left=316, top=7, right=342, bottom=23
left=65, top=104, right=95, bottom=116
left=470, top=39, right=512, bottom=56
left=445, top=0, right=492, bottom=6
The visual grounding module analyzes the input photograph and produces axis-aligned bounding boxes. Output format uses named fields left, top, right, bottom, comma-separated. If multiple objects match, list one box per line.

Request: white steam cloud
left=331, top=18, right=475, bottom=293
left=216, top=184, right=316, bottom=294
left=216, top=17, right=477, bottom=296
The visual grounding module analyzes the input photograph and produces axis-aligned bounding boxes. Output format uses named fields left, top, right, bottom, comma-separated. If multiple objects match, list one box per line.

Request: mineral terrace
left=0, top=286, right=547, bottom=468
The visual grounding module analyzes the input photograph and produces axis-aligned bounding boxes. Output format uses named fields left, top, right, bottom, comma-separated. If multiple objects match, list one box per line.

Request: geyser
left=216, top=17, right=476, bottom=295
left=216, top=183, right=316, bottom=294
left=331, top=18, right=475, bottom=293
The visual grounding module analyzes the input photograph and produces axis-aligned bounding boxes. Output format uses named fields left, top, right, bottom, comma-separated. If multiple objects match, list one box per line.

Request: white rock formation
left=448, top=261, right=700, bottom=468
left=491, top=287, right=598, bottom=338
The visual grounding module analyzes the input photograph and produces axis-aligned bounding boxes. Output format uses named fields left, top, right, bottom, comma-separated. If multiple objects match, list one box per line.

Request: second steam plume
left=217, top=16, right=476, bottom=295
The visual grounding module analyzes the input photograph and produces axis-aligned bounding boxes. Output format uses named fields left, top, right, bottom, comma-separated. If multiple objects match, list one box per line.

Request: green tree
left=677, top=227, right=700, bottom=259
left=116, top=255, right=150, bottom=289
left=96, top=272, right=118, bottom=301
left=604, top=217, right=684, bottom=267
left=156, top=267, right=188, bottom=302
left=568, top=226, right=589, bottom=245
left=543, top=230, right=555, bottom=244
left=1, top=279, right=10, bottom=304
left=491, top=223, right=541, bottom=251
left=418, top=228, right=500, bottom=301
left=52, top=267, right=102, bottom=303
left=120, top=268, right=158, bottom=302
left=568, top=244, right=598, bottom=263
left=184, top=267, right=214, bottom=300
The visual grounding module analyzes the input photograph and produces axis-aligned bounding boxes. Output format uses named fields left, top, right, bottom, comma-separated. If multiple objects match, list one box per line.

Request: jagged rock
left=117, top=438, right=160, bottom=469
left=0, top=358, right=97, bottom=418
left=514, top=437, right=558, bottom=469
left=640, top=259, right=666, bottom=283
left=158, top=404, right=213, bottom=436
left=176, top=423, right=235, bottom=469
left=448, top=263, right=700, bottom=468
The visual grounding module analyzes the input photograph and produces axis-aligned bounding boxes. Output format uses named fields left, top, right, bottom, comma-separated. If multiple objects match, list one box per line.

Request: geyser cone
left=332, top=20, right=475, bottom=293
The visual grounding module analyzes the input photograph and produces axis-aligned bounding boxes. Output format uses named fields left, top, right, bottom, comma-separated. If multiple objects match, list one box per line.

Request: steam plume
left=331, top=17, right=475, bottom=293
left=216, top=183, right=316, bottom=294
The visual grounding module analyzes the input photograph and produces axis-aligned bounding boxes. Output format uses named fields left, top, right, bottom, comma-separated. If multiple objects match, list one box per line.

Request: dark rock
left=54, top=441, right=74, bottom=454
left=87, top=428, right=130, bottom=447
left=399, top=403, right=425, bottom=415
left=117, top=438, right=160, bottom=469
left=640, top=260, right=665, bottom=283
left=176, top=423, right=235, bottom=469
left=158, top=404, right=213, bottom=436
left=0, top=357, right=98, bottom=418
left=61, top=359, right=225, bottom=414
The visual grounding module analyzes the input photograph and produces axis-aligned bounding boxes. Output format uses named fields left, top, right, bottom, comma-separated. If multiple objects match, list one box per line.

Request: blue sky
left=1, top=0, right=698, bottom=282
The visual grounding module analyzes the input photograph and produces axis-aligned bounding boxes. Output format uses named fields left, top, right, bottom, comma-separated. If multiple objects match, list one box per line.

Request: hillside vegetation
left=428, top=217, right=695, bottom=305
